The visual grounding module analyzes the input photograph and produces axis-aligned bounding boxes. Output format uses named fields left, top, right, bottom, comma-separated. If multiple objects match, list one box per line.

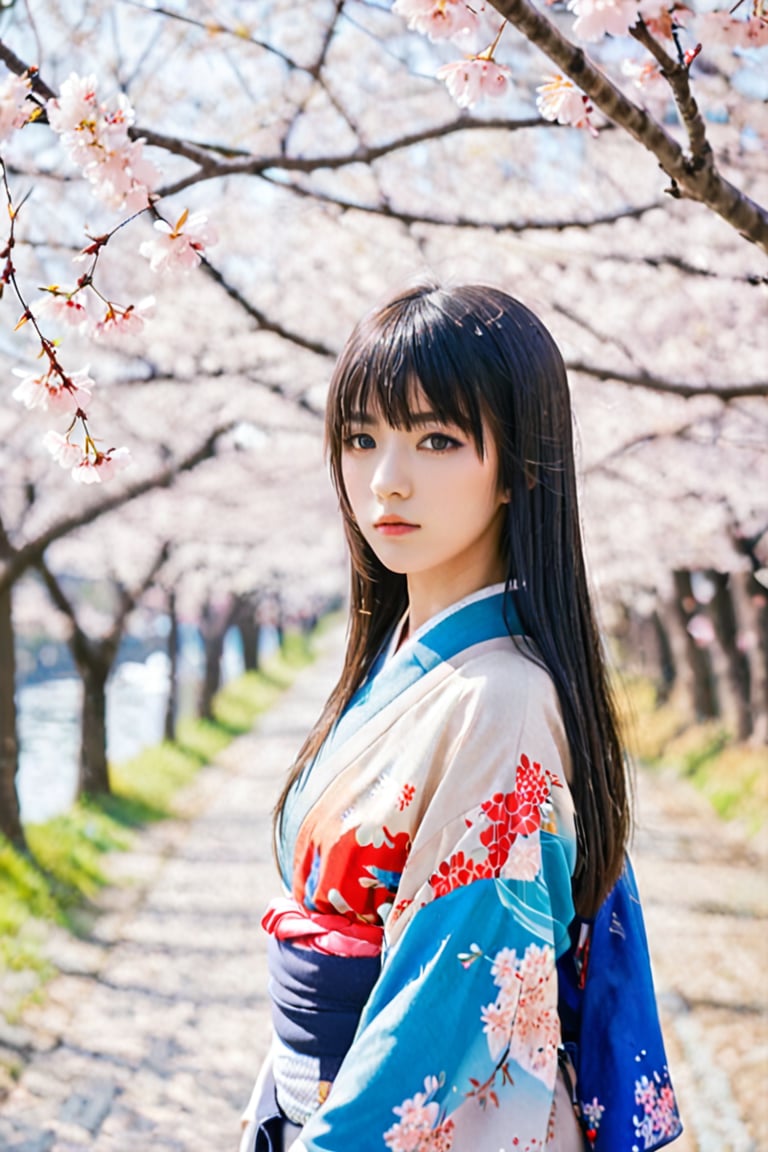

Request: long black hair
left=276, top=282, right=630, bottom=917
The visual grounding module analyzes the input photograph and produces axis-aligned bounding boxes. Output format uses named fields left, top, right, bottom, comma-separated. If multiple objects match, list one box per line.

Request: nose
left=370, top=442, right=411, bottom=500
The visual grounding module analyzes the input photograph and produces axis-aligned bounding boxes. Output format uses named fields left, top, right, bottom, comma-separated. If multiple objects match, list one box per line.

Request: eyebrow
left=345, top=410, right=448, bottom=428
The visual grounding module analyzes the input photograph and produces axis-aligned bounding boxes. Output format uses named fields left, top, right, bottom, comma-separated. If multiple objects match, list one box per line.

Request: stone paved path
left=1, top=630, right=766, bottom=1151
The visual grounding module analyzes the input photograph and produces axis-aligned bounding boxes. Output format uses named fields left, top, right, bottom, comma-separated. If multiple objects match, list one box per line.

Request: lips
left=374, top=515, right=419, bottom=536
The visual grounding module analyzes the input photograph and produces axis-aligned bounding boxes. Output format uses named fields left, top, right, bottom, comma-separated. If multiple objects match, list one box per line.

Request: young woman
left=241, top=283, right=682, bottom=1152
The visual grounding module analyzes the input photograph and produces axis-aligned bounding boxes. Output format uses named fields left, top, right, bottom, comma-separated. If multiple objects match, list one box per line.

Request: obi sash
left=252, top=936, right=380, bottom=1143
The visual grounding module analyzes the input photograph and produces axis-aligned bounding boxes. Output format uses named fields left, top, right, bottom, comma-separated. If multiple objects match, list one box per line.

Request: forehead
left=348, top=383, right=441, bottom=425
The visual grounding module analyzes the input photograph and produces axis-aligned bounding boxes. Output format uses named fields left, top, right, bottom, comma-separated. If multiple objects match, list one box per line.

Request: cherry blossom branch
left=486, top=0, right=768, bottom=251
left=0, top=423, right=234, bottom=594
left=566, top=360, right=768, bottom=399
left=0, top=39, right=54, bottom=101
left=261, top=171, right=662, bottom=233
left=0, top=159, right=118, bottom=473
left=629, top=19, right=708, bottom=163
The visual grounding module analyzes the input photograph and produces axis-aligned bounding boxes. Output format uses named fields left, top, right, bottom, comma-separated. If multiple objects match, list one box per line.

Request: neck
left=406, top=554, right=507, bottom=635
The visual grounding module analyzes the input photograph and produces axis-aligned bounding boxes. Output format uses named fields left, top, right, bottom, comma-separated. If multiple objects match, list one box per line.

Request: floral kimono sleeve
left=292, top=669, right=578, bottom=1152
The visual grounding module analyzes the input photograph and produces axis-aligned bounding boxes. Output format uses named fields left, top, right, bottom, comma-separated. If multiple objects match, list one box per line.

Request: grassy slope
left=617, top=676, right=768, bottom=834
left=0, top=632, right=315, bottom=1015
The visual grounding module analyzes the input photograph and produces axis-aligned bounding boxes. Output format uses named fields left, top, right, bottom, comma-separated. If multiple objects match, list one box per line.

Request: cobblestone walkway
left=1, top=632, right=765, bottom=1151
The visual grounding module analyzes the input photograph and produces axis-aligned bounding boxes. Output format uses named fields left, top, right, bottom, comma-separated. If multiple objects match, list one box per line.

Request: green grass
left=617, top=674, right=768, bottom=833
left=0, top=630, right=318, bottom=1017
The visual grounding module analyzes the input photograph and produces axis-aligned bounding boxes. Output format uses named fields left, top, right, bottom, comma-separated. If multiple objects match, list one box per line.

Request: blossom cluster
left=46, top=73, right=159, bottom=213
left=2, top=69, right=220, bottom=483
left=633, top=1073, right=682, bottom=1145
left=393, top=0, right=768, bottom=131
left=394, top=0, right=512, bottom=109
left=0, top=71, right=34, bottom=142
left=384, top=1075, right=456, bottom=1152
left=479, top=942, right=560, bottom=1088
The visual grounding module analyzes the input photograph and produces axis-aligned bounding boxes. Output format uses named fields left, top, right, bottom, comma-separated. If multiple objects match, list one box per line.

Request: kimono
left=249, top=584, right=682, bottom=1152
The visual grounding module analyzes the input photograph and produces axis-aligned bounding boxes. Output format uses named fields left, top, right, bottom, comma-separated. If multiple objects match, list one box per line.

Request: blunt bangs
left=327, top=289, right=493, bottom=458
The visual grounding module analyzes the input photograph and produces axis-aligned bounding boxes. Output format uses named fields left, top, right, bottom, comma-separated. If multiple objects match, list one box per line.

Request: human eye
left=420, top=431, right=462, bottom=452
left=343, top=430, right=376, bottom=450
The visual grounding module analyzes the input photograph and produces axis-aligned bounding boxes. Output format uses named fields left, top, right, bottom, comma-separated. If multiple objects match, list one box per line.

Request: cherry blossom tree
left=36, top=542, right=170, bottom=796
left=0, top=0, right=765, bottom=851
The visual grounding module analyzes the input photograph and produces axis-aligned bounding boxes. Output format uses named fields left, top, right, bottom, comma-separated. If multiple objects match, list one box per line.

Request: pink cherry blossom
left=71, top=446, right=131, bottom=485
left=91, top=296, right=155, bottom=342
left=12, top=366, right=93, bottom=415
left=393, top=0, right=480, bottom=42
left=42, top=430, right=85, bottom=469
left=82, top=138, right=158, bottom=212
left=0, top=72, right=33, bottom=143
left=480, top=998, right=517, bottom=1060
left=46, top=73, right=100, bottom=135
left=46, top=74, right=159, bottom=212
left=36, top=292, right=89, bottom=328
left=622, top=57, right=666, bottom=93
left=436, top=57, right=511, bottom=109
left=698, top=10, right=768, bottom=47
left=536, top=74, right=597, bottom=134
left=567, top=0, right=640, bottom=41
left=139, top=211, right=219, bottom=274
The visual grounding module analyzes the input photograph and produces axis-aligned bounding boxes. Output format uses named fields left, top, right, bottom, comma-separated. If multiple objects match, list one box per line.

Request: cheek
left=340, top=460, right=367, bottom=518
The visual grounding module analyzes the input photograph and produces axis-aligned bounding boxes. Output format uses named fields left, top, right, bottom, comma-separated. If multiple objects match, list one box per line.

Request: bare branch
left=262, top=172, right=663, bottom=233
left=567, top=360, right=768, bottom=399
left=116, top=1, right=301, bottom=70
left=151, top=115, right=556, bottom=197
left=584, top=421, right=696, bottom=475
left=196, top=254, right=336, bottom=358
left=590, top=251, right=767, bottom=286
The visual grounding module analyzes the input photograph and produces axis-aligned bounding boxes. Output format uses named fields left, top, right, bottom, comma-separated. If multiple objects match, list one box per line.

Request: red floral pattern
left=429, top=851, right=494, bottom=898
left=398, top=783, right=416, bottom=811
left=429, top=754, right=560, bottom=895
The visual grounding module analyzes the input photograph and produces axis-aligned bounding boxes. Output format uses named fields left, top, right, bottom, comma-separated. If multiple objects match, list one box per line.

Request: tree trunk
left=78, top=654, right=111, bottom=796
left=650, top=608, right=676, bottom=704
left=0, top=584, right=24, bottom=846
left=706, top=571, right=752, bottom=740
left=671, top=569, right=719, bottom=722
left=164, top=588, right=179, bottom=743
left=731, top=571, right=768, bottom=745
left=238, top=614, right=261, bottom=672
left=197, top=599, right=230, bottom=722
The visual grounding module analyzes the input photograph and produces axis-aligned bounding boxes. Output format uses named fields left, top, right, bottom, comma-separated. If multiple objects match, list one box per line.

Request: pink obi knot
left=261, top=897, right=384, bottom=959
